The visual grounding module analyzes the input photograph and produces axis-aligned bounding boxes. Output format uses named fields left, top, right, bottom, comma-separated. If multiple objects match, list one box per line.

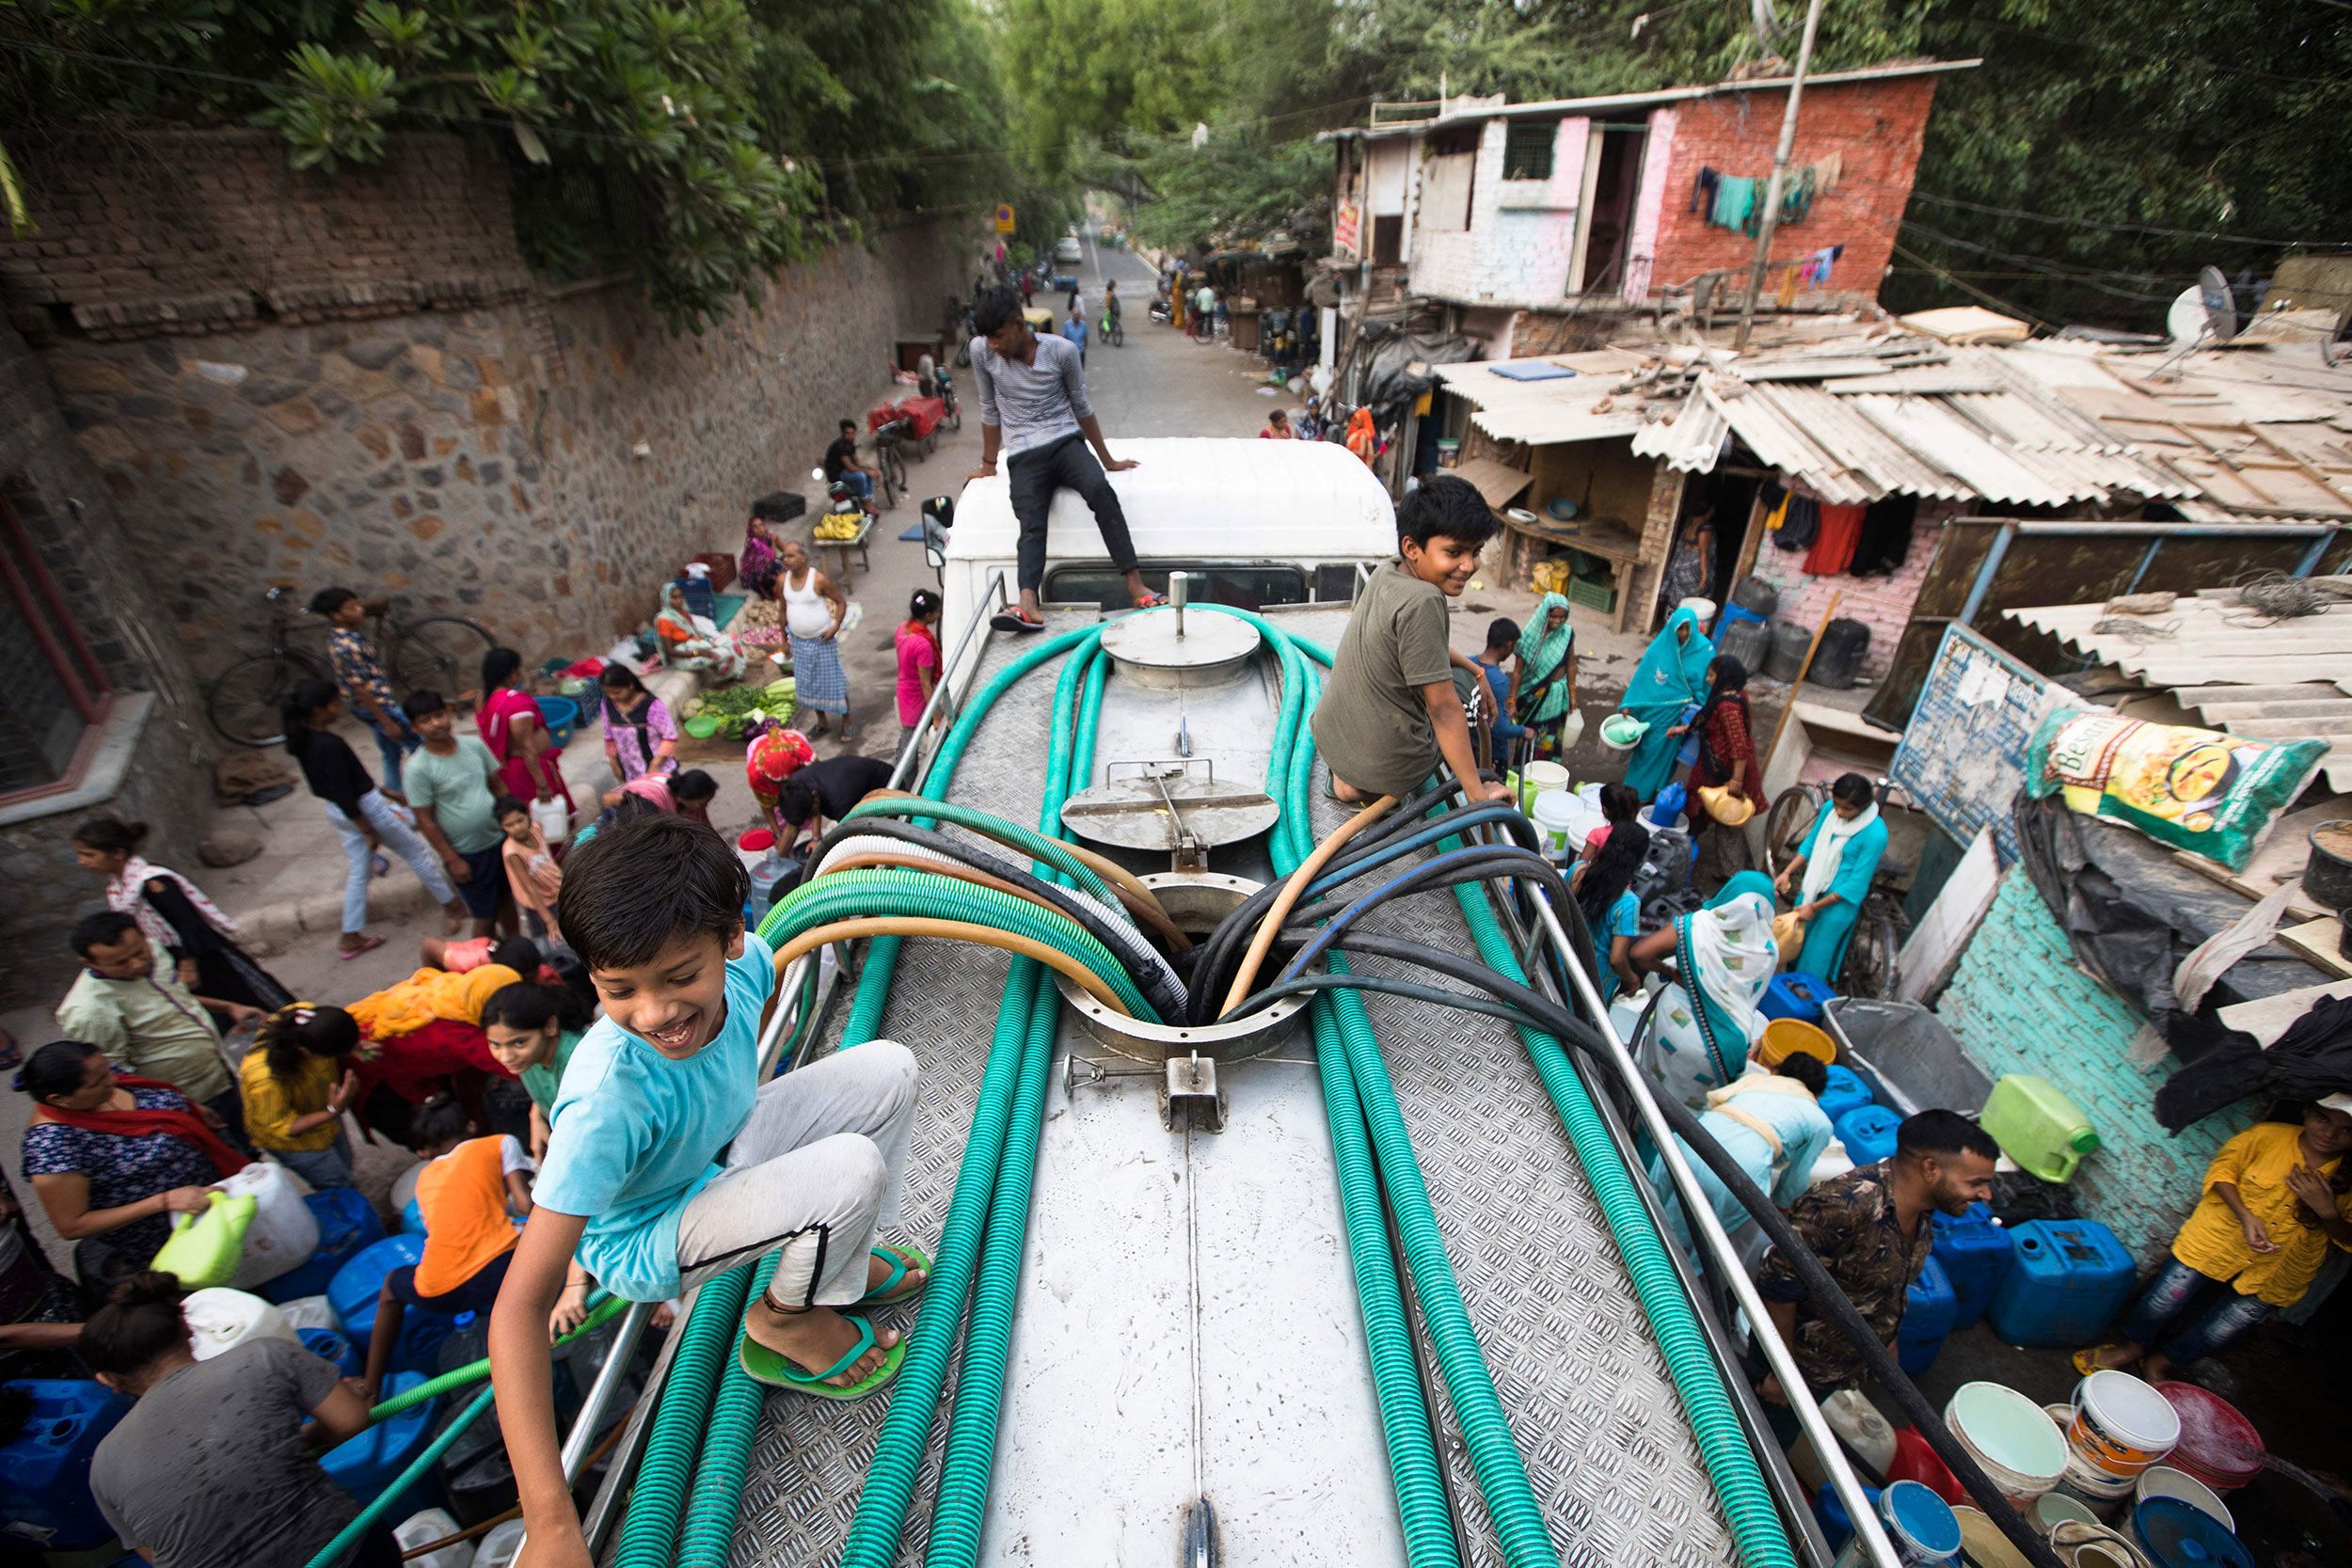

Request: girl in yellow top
left=238, top=1006, right=363, bottom=1190
left=2077, top=1098, right=2352, bottom=1380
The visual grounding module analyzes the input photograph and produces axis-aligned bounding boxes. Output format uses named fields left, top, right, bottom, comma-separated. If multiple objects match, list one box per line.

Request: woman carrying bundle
left=1615, top=606, right=1715, bottom=803
left=1670, top=655, right=1759, bottom=892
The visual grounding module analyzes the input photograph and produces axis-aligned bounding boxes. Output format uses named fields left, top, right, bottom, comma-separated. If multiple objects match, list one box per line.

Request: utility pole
left=1733, top=0, right=1826, bottom=351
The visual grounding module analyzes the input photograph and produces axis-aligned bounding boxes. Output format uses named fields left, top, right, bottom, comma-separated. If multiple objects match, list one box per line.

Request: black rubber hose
left=1184, top=803, right=1543, bottom=1022
left=1294, top=927, right=2068, bottom=1568
left=1220, top=849, right=1576, bottom=1019
left=791, top=816, right=1185, bottom=1018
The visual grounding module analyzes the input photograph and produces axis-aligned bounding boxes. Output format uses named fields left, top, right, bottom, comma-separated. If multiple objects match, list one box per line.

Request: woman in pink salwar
left=476, top=648, right=575, bottom=827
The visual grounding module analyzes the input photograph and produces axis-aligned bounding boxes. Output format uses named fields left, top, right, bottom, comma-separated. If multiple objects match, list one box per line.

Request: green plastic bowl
left=682, top=713, right=721, bottom=739
left=1599, top=714, right=1649, bottom=750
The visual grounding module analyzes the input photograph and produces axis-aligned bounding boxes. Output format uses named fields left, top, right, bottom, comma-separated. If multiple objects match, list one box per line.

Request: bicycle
left=1100, top=309, right=1124, bottom=347
left=206, top=585, right=494, bottom=748
left=1760, top=776, right=1915, bottom=1000
left=871, top=419, right=912, bottom=510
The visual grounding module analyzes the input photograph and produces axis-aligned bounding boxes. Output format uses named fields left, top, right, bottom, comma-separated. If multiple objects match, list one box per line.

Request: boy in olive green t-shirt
left=1311, top=475, right=1515, bottom=804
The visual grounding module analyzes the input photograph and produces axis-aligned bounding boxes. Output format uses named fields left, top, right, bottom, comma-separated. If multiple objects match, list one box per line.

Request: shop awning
left=1452, top=456, right=1534, bottom=512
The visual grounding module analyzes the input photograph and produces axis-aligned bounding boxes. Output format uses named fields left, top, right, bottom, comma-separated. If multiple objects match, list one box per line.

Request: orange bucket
left=1757, top=1017, right=1836, bottom=1068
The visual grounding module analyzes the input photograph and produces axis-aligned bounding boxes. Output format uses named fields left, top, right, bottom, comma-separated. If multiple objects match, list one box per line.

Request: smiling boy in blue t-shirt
left=487, top=815, right=924, bottom=1567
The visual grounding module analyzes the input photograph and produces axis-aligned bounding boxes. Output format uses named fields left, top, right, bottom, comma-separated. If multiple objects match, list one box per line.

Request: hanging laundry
left=1813, top=150, right=1842, bottom=193
left=1797, top=245, right=1844, bottom=290
left=1773, top=493, right=1820, bottom=551
left=1710, top=176, right=1759, bottom=233
left=1691, top=166, right=1723, bottom=214
left=1776, top=262, right=1801, bottom=309
left=1776, top=166, right=1819, bottom=227
left=1760, top=483, right=1790, bottom=533
left=1804, top=501, right=1866, bottom=575
left=1851, top=495, right=1916, bottom=577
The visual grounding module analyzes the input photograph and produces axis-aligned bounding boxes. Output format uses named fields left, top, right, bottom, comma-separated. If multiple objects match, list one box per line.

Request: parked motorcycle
left=935, top=367, right=962, bottom=431
left=1148, top=297, right=1172, bottom=325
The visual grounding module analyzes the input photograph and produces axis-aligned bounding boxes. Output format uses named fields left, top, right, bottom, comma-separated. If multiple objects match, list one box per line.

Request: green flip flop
left=738, top=1313, right=904, bottom=1399
left=861, top=1242, right=931, bottom=1306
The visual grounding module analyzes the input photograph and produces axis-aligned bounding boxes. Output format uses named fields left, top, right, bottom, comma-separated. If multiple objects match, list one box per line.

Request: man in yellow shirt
left=2077, top=1097, right=2352, bottom=1380
left=58, top=911, right=256, bottom=1144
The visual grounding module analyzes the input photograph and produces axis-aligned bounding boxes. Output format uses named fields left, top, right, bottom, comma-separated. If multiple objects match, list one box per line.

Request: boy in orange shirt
left=360, top=1094, right=535, bottom=1399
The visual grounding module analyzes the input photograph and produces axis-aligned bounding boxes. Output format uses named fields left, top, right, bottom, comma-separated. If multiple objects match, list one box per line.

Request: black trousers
left=1007, top=433, right=1138, bottom=593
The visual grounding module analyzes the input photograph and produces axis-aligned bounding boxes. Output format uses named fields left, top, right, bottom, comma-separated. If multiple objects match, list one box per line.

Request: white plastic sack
left=219, top=1159, right=321, bottom=1291
left=394, top=1508, right=476, bottom=1568
left=273, top=1293, right=339, bottom=1333
left=183, top=1287, right=297, bottom=1361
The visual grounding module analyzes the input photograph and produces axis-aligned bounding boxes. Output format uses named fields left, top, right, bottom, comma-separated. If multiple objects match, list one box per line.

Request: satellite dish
left=2169, top=266, right=2238, bottom=344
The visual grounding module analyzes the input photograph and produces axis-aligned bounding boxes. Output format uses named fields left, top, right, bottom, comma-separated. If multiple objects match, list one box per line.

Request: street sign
left=1334, top=202, right=1360, bottom=257
left=993, top=203, right=1016, bottom=234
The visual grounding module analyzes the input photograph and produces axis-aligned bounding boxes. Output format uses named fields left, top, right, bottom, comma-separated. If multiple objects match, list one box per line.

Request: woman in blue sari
left=1617, top=606, right=1714, bottom=801
left=1773, top=772, right=1887, bottom=983
left=1628, top=869, right=1779, bottom=1107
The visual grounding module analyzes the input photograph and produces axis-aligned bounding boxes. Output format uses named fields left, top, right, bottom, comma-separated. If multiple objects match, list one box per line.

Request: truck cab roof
left=947, top=437, right=1395, bottom=566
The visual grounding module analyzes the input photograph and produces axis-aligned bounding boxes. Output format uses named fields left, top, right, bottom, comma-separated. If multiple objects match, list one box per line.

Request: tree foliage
left=0, top=0, right=1043, bottom=331
left=999, top=0, right=2352, bottom=328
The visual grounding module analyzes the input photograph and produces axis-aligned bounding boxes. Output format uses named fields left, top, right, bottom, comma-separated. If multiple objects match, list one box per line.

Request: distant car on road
left=1053, top=236, right=1083, bottom=266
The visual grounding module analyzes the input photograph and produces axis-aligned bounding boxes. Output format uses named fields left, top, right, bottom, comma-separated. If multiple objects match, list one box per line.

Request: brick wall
left=1744, top=499, right=1959, bottom=682
left=0, top=131, right=530, bottom=340
left=1413, top=119, right=1588, bottom=308
left=1941, top=865, right=2251, bottom=1265
left=1645, top=75, right=1939, bottom=301
left=0, top=130, right=970, bottom=684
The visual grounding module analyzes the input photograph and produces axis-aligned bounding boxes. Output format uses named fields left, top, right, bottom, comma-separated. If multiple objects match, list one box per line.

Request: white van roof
left=946, top=437, right=1395, bottom=563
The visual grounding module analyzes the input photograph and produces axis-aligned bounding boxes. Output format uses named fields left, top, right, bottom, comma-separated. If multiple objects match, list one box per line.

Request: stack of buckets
left=2058, top=1370, right=2183, bottom=1515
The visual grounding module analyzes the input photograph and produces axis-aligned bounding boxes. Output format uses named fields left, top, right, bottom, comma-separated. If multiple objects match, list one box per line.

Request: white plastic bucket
left=1520, top=760, right=1569, bottom=813
left=474, top=1520, right=526, bottom=1568
left=2068, top=1370, right=2180, bottom=1481
left=219, top=1159, right=321, bottom=1291
left=1530, top=789, right=1596, bottom=860
left=2133, top=1465, right=2233, bottom=1534
left=1945, top=1382, right=2069, bottom=1506
left=183, top=1287, right=298, bottom=1362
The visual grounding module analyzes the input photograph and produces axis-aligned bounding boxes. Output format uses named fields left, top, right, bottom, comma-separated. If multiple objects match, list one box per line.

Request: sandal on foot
left=992, top=608, right=1046, bottom=634
left=2071, top=1345, right=2134, bottom=1377
left=340, top=934, right=388, bottom=959
left=738, top=1313, right=903, bottom=1399
left=1131, top=590, right=1168, bottom=610
left=860, top=1243, right=931, bottom=1306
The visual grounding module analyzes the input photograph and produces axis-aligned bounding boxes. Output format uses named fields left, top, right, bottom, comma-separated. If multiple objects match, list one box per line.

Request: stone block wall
left=1940, top=864, right=2251, bottom=1265
left=1744, top=499, right=1959, bottom=682
left=1644, top=75, right=1939, bottom=301
left=0, top=318, right=213, bottom=1002
left=0, top=131, right=971, bottom=684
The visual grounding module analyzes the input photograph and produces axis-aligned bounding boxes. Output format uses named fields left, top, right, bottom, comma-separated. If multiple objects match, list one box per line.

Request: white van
left=934, top=436, right=1393, bottom=690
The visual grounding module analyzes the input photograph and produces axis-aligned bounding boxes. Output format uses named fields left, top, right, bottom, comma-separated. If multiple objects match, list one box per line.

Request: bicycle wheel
left=207, top=649, right=327, bottom=748
left=880, top=449, right=905, bottom=510
left=1843, top=906, right=1903, bottom=1000
left=1762, top=785, right=1820, bottom=879
left=391, top=615, right=494, bottom=699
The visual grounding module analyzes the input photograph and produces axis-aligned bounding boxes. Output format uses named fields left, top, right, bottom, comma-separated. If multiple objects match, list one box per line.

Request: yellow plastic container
left=1757, top=1017, right=1836, bottom=1068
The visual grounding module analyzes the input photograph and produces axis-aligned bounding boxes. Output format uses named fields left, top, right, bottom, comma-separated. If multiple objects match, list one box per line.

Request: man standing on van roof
left=967, top=284, right=1165, bottom=633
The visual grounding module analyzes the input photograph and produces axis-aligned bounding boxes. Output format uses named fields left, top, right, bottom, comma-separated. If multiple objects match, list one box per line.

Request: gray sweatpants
left=674, top=1039, right=918, bottom=1310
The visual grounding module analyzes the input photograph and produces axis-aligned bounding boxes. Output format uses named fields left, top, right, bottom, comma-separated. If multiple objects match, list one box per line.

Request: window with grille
left=1503, top=121, right=1557, bottom=182
left=0, top=491, right=113, bottom=800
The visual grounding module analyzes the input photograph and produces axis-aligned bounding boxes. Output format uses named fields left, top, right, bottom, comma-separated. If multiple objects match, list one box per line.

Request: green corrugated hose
left=1444, top=868, right=1798, bottom=1568
left=677, top=1253, right=781, bottom=1568
left=1271, top=616, right=1795, bottom=1568
left=924, top=643, right=1104, bottom=1566
left=838, top=631, right=1108, bottom=1568
left=842, top=794, right=1120, bottom=907
left=1248, top=623, right=1553, bottom=1568
left=758, top=864, right=1162, bottom=1021
left=612, top=1264, right=758, bottom=1566
left=303, top=1384, right=497, bottom=1568
left=363, top=1292, right=624, bottom=1420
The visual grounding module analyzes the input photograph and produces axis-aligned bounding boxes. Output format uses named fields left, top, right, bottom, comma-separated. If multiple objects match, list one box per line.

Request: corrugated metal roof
left=2006, top=595, right=2352, bottom=686
left=2006, top=595, right=2352, bottom=790
left=1431, top=358, right=1648, bottom=445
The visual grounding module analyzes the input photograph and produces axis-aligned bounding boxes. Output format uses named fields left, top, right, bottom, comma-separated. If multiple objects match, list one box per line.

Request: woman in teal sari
left=1773, top=772, right=1887, bottom=983
left=1617, top=606, right=1714, bottom=801
left=1628, top=870, right=1779, bottom=1108
left=1513, top=593, right=1577, bottom=760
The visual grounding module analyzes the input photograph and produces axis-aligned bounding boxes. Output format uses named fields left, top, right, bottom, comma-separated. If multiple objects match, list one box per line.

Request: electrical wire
left=1906, top=188, right=2349, bottom=250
